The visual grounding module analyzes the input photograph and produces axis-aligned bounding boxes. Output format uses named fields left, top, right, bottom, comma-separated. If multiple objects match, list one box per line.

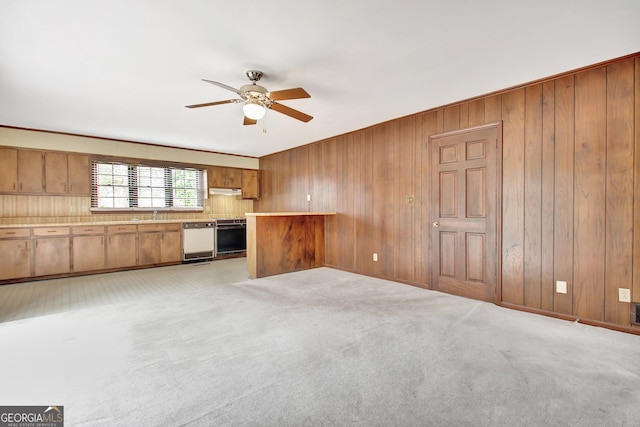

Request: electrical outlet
left=556, top=280, right=567, bottom=294
left=618, top=288, right=631, bottom=303
left=81, top=205, right=87, bottom=213
left=69, top=205, right=75, bottom=213
left=406, top=195, right=414, bottom=204
left=306, top=194, right=312, bottom=202
left=373, top=253, right=378, bottom=262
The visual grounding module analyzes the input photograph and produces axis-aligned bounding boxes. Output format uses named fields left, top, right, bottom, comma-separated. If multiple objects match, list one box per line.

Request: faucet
left=153, top=210, right=157, bottom=220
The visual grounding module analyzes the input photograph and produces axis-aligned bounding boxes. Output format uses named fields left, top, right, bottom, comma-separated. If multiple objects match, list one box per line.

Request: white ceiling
left=1, top=1, right=638, bottom=158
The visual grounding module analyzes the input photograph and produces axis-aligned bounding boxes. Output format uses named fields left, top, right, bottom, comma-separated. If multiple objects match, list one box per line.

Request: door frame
left=427, top=121, right=503, bottom=304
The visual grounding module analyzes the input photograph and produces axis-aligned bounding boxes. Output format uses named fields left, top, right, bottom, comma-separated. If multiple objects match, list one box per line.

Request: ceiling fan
left=185, top=70, right=313, bottom=125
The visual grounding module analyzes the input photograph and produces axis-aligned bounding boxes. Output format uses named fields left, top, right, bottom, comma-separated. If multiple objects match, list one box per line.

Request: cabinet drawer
left=0, top=228, right=31, bottom=238
left=107, top=224, right=137, bottom=234
left=138, top=223, right=181, bottom=233
left=72, top=225, right=105, bottom=235
left=33, top=226, right=70, bottom=236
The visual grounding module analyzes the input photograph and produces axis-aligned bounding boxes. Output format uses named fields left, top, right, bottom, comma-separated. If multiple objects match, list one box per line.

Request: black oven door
left=215, top=224, right=247, bottom=256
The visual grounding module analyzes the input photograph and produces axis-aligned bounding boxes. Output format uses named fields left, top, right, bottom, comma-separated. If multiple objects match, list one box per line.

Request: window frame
left=91, top=158, right=206, bottom=213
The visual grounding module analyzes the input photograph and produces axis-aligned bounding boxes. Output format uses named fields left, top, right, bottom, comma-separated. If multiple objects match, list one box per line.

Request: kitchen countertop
left=0, top=218, right=239, bottom=229
left=246, top=212, right=336, bottom=217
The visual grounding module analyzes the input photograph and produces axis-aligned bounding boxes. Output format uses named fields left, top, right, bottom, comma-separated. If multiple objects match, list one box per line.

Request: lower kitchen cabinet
left=72, top=225, right=106, bottom=272
left=138, top=223, right=182, bottom=265
left=34, top=237, right=71, bottom=276
left=73, top=235, right=105, bottom=272
left=0, top=222, right=184, bottom=283
left=106, top=225, right=138, bottom=269
left=160, top=230, right=181, bottom=263
left=138, top=232, right=162, bottom=265
left=0, top=238, right=31, bottom=280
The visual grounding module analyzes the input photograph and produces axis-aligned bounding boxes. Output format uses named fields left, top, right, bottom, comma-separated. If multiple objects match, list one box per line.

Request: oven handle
left=216, top=224, right=246, bottom=230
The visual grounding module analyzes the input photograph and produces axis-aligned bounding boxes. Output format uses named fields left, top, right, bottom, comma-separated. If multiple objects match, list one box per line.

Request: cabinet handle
left=19, top=182, right=22, bottom=190
left=6, top=232, right=16, bottom=235
left=35, top=240, right=38, bottom=248
left=13, top=182, right=16, bottom=190
left=64, top=183, right=67, bottom=192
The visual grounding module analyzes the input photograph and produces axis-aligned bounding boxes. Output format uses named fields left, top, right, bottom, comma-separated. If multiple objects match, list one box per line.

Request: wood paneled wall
left=256, top=54, right=640, bottom=332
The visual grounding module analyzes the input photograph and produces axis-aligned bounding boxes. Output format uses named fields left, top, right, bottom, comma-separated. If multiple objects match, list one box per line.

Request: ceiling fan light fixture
left=243, top=99, right=266, bottom=120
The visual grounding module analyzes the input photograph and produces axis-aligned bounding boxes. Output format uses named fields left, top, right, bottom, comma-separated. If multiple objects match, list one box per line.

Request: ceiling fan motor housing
left=246, top=70, right=264, bottom=83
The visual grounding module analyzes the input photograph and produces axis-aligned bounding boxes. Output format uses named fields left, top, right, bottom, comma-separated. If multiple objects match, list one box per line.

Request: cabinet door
left=106, top=233, right=137, bottom=269
left=208, top=167, right=227, bottom=188
left=0, top=239, right=31, bottom=280
left=68, top=154, right=91, bottom=195
left=138, top=232, right=162, bottom=265
left=209, top=166, right=242, bottom=188
left=73, top=235, right=105, bottom=272
left=0, top=148, right=18, bottom=192
left=160, top=230, right=182, bottom=263
left=44, top=152, right=68, bottom=193
left=225, top=168, right=242, bottom=188
left=241, top=169, right=259, bottom=199
left=17, top=150, right=43, bottom=193
left=34, top=237, right=70, bottom=276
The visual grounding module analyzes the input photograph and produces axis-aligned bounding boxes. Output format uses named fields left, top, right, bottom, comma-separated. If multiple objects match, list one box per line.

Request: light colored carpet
left=1, top=267, right=639, bottom=426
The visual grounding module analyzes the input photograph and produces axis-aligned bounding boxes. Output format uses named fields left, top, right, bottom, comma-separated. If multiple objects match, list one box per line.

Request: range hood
left=209, top=187, right=241, bottom=196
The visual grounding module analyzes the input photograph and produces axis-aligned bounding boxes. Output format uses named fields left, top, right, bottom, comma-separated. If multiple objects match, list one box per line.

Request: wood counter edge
left=246, top=212, right=336, bottom=217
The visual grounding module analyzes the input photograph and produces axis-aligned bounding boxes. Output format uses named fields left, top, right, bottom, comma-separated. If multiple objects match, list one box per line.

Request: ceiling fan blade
left=266, top=87, right=310, bottom=101
left=243, top=116, right=257, bottom=126
left=185, top=99, right=239, bottom=108
left=270, top=102, right=313, bottom=122
left=202, top=79, right=242, bottom=95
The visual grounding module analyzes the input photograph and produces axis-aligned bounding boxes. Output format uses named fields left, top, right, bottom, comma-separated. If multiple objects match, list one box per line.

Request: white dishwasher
left=182, top=222, right=215, bottom=262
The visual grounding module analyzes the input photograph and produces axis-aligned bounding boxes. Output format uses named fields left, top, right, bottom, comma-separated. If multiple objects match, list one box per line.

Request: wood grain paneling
left=255, top=53, right=640, bottom=332
left=501, top=89, right=525, bottom=305
left=524, top=84, right=543, bottom=309
left=540, top=81, right=556, bottom=312
left=573, top=68, right=607, bottom=321
left=395, top=117, right=416, bottom=282
left=553, top=75, right=575, bottom=315
left=604, top=60, right=634, bottom=325
left=635, top=57, right=640, bottom=306
left=247, top=214, right=325, bottom=278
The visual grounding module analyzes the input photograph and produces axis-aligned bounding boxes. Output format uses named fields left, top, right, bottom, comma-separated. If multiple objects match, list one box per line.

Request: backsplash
left=0, top=194, right=253, bottom=224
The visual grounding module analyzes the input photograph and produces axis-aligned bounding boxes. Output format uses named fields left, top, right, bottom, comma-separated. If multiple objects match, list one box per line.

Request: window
left=92, top=160, right=204, bottom=211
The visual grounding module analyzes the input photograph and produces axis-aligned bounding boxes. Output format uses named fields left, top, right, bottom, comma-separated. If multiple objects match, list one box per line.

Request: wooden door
left=160, top=231, right=182, bottom=263
left=430, top=124, right=500, bottom=302
left=241, top=169, right=260, bottom=199
left=17, top=150, right=43, bottom=193
left=45, top=152, right=68, bottom=193
left=67, top=153, right=91, bottom=194
left=138, top=232, right=162, bottom=265
left=106, top=233, right=137, bottom=269
left=0, top=148, right=18, bottom=192
left=0, top=239, right=31, bottom=280
left=72, top=235, right=105, bottom=272
left=34, top=237, right=70, bottom=276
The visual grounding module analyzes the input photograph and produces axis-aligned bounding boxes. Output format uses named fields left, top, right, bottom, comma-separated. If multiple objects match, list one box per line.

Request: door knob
left=432, top=221, right=440, bottom=228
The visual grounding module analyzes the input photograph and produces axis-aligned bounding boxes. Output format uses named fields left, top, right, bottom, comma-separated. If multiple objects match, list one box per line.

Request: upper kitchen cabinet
left=0, top=147, right=44, bottom=193
left=208, top=166, right=243, bottom=189
left=0, top=147, right=18, bottom=192
left=44, top=152, right=91, bottom=195
left=241, top=169, right=260, bottom=199
left=18, top=149, right=44, bottom=193
left=44, top=151, right=68, bottom=193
